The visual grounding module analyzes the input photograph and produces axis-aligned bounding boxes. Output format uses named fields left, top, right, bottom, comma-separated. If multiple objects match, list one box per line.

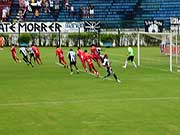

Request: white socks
left=132, top=61, right=137, bottom=68
left=123, top=61, right=137, bottom=68
left=123, top=61, right=128, bottom=68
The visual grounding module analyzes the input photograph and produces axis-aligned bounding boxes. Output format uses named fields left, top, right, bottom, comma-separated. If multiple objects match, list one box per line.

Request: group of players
left=10, top=43, right=42, bottom=67
left=56, top=44, right=129, bottom=83
left=9, top=42, right=137, bottom=83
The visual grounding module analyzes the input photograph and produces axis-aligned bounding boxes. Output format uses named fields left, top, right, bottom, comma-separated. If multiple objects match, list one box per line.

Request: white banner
left=60, top=22, right=84, bottom=33
left=0, top=22, right=84, bottom=33
left=170, top=17, right=180, bottom=32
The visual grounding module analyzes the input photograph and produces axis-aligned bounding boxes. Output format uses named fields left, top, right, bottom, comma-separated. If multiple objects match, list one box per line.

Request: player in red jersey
left=0, top=35, right=4, bottom=51
left=90, top=44, right=101, bottom=67
left=10, top=44, right=21, bottom=63
left=77, top=47, right=87, bottom=72
left=90, top=44, right=96, bottom=59
left=84, top=49, right=99, bottom=77
left=32, top=44, right=42, bottom=64
left=56, top=46, right=68, bottom=68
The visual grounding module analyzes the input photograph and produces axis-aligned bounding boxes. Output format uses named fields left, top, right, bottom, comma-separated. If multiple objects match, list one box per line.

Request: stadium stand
left=4, top=0, right=180, bottom=29
left=134, top=0, right=180, bottom=29
left=8, top=0, right=19, bottom=21
left=57, top=0, right=138, bottom=28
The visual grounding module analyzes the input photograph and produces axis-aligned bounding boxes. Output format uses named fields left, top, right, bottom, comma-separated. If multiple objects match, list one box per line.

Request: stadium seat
left=6, top=0, right=180, bottom=30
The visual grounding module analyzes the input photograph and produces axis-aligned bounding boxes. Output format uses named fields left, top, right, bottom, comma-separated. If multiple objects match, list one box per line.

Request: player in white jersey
left=20, top=47, right=33, bottom=67
left=96, top=47, right=101, bottom=55
left=67, top=48, right=79, bottom=75
left=28, top=45, right=35, bottom=64
left=102, top=54, right=120, bottom=83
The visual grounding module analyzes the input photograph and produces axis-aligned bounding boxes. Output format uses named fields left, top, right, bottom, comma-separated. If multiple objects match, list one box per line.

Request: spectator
left=35, top=8, right=39, bottom=20
left=65, top=0, right=69, bottom=10
left=70, top=5, right=74, bottom=17
left=87, top=4, right=91, bottom=18
left=41, top=0, right=46, bottom=12
left=49, top=0, right=54, bottom=11
left=37, top=0, right=42, bottom=9
left=89, top=5, right=94, bottom=18
left=83, top=7, right=86, bottom=18
left=84, top=7, right=88, bottom=18
left=48, top=0, right=55, bottom=16
left=2, top=7, right=7, bottom=21
left=30, top=0, right=37, bottom=13
left=31, top=0, right=35, bottom=3
left=17, top=9, right=24, bottom=21
left=79, top=6, right=83, bottom=20
left=44, top=0, right=50, bottom=13
left=24, top=0, right=31, bottom=12
left=59, top=0, right=63, bottom=10
left=19, top=0, right=24, bottom=8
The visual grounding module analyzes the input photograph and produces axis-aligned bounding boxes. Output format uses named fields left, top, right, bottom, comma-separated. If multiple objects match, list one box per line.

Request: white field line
left=55, top=62, right=118, bottom=82
left=1, top=97, right=180, bottom=107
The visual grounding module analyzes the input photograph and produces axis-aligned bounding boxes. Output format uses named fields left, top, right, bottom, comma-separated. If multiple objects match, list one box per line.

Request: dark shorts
left=30, top=53, right=34, bottom=58
left=127, top=56, right=134, bottom=62
left=58, top=56, right=64, bottom=60
left=12, top=54, right=16, bottom=60
left=70, top=61, right=76, bottom=66
left=107, top=67, right=113, bottom=75
left=23, top=55, right=29, bottom=62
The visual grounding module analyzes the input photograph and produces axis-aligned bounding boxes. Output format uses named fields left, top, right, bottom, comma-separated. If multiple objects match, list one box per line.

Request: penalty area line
left=1, top=97, right=180, bottom=107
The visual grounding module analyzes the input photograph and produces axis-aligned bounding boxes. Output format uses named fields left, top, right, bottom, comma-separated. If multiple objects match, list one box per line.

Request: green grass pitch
left=0, top=46, right=180, bottom=135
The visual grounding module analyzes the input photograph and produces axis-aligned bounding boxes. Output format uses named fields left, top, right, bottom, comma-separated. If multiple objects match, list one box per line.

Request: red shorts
left=91, top=53, right=96, bottom=59
left=80, top=58, right=85, bottom=64
left=92, top=53, right=100, bottom=60
left=12, top=54, right=16, bottom=60
left=87, top=62, right=94, bottom=69
left=94, top=54, right=101, bottom=60
left=35, top=53, right=40, bottom=58
left=58, top=56, right=64, bottom=60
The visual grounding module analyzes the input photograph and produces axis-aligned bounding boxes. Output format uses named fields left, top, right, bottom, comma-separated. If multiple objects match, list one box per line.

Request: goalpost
left=137, top=32, right=174, bottom=72
left=111, top=30, right=178, bottom=72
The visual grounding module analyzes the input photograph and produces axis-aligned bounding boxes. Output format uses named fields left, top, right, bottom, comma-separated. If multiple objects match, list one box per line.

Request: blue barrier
left=19, top=43, right=29, bottom=47
left=103, top=42, right=112, bottom=47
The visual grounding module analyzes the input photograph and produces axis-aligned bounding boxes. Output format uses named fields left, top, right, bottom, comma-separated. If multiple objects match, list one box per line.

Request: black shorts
left=127, top=56, right=134, bottom=62
left=70, top=61, right=76, bottom=66
left=23, top=55, right=29, bottom=62
left=30, top=53, right=34, bottom=58
left=107, top=67, right=113, bottom=75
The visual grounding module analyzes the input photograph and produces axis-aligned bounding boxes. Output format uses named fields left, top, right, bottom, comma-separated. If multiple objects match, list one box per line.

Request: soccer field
left=0, top=47, right=180, bottom=135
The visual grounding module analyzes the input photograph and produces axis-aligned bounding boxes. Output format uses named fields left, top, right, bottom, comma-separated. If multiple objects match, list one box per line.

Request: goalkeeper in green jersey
left=122, top=46, right=137, bottom=68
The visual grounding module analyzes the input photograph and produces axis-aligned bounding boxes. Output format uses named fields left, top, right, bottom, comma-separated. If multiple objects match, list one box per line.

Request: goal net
left=137, top=32, right=180, bottom=72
